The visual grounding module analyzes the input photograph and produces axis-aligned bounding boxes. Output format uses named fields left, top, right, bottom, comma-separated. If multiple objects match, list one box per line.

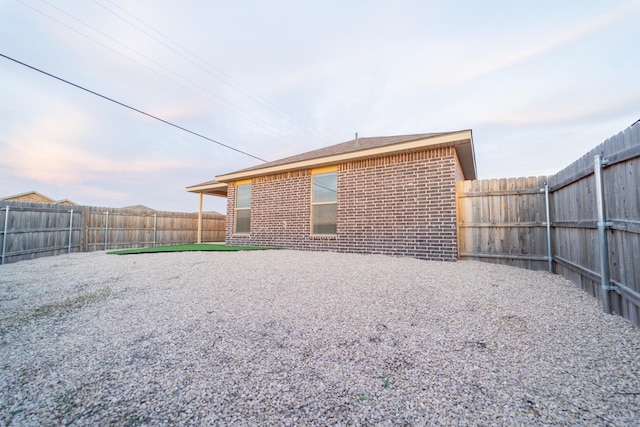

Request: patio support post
left=104, top=211, right=109, bottom=251
left=153, top=213, right=157, bottom=247
left=197, top=192, right=203, bottom=244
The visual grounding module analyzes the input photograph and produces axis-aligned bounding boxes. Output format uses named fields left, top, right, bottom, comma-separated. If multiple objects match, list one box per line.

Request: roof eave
left=216, top=130, right=475, bottom=182
left=453, top=131, right=477, bottom=180
left=186, top=182, right=228, bottom=197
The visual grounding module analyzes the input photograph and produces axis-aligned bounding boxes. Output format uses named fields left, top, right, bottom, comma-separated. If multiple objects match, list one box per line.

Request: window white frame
left=311, top=169, right=337, bottom=235
left=234, top=182, right=251, bottom=234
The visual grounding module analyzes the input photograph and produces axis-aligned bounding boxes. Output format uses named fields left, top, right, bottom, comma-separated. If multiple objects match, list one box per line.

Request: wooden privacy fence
left=457, top=176, right=551, bottom=271
left=457, top=122, right=640, bottom=325
left=0, top=204, right=84, bottom=264
left=82, top=207, right=225, bottom=252
left=0, top=203, right=226, bottom=265
left=549, top=123, right=640, bottom=323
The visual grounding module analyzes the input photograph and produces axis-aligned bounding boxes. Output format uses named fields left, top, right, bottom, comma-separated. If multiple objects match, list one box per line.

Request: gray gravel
left=1, top=250, right=639, bottom=426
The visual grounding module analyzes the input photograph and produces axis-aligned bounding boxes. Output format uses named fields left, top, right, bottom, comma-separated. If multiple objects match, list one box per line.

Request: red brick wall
left=226, top=147, right=459, bottom=260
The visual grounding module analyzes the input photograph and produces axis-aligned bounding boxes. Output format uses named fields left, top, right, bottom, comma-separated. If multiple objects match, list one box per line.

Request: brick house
left=187, top=130, right=476, bottom=260
left=1, top=191, right=77, bottom=205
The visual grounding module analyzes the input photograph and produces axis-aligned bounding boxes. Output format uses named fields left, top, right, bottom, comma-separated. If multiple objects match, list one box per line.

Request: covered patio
left=185, top=180, right=227, bottom=243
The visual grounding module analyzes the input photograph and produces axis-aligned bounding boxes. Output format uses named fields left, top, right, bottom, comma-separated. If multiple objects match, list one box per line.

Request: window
left=235, top=182, right=251, bottom=234
left=311, top=170, right=337, bottom=234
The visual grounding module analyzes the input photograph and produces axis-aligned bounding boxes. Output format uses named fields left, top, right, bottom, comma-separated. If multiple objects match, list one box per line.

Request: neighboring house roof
left=1, top=191, right=78, bottom=205
left=2, top=191, right=55, bottom=203
left=122, top=205, right=156, bottom=211
left=53, top=199, right=77, bottom=205
left=187, top=130, right=476, bottom=196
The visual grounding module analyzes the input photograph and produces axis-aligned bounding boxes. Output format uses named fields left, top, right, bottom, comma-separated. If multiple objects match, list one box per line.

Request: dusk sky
left=1, top=0, right=639, bottom=213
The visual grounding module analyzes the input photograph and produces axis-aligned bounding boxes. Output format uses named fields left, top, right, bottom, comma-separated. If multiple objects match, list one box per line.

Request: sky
left=1, top=0, right=639, bottom=214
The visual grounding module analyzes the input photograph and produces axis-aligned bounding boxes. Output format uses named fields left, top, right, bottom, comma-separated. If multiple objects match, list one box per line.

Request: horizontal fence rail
left=458, top=122, right=640, bottom=325
left=0, top=203, right=225, bottom=264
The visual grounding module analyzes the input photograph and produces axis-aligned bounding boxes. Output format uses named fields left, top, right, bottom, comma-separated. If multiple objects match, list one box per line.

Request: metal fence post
left=594, top=154, right=613, bottom=314
left=1, top=205, right=8, bottom=265
left=153, top=213, right=157, bottom=247
left=104, top=211, right=110, bottom=251
left=544, top=183, right=552, bottom=273
left=68, top=209, right=74, bottom=254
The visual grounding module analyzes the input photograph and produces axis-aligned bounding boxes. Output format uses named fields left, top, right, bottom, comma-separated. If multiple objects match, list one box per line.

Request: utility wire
left=16, top=0, right=306, bottom=147
left=94, top=0, right=335, bottom=147
left=0, top=52, right=268, bottom=163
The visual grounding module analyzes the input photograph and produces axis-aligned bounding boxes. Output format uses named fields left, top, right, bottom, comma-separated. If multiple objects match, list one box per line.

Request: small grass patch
left=381, top=377, right=394, bottom=388
left=107, top=244, right=274, bottom=255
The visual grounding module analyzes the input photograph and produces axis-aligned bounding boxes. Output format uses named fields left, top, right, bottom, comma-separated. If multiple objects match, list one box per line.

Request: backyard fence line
left=458, top=122, right=640, bottom=325
left=0, top=203, right=225, bottom=265
left=0, top=204, right=83, bottom=265
left=548, top=122, right=640, bottom=324
left=456, top=176, right=550, bottom=272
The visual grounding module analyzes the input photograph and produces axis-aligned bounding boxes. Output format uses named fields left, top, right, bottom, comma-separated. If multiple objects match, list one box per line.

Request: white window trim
left=310, top=170, right=337, bottom=236
left=234, top=183, right=251, bottom=235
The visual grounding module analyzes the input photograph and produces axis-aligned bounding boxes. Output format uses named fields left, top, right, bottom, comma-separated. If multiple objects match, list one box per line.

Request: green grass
left=107, top=244, right=274, bottom=255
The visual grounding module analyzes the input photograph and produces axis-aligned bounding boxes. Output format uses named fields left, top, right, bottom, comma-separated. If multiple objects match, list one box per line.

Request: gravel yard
left=1, top=250, right=639, bottom=426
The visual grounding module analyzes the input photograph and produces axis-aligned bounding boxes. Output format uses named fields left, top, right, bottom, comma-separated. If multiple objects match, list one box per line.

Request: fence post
left=544, top=183, right=552, bottom=273
left=594, top=154, right=613, bottom=314
left=83, top=209, right=89, bottom=252
left=153, top=213, right=157, bottom=247
left=104, top=211, right=110, bottom=250
left=1, top=205, right=8, bottom=265
left=68, top=209, right=74, bottom=254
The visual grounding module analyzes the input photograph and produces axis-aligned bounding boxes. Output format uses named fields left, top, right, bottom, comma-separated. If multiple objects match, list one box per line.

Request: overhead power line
left=15, top=0, right=309, bottom=148
left=0, top=52, right=268, bottom=163
left=94, top=0, right=335, bottom=146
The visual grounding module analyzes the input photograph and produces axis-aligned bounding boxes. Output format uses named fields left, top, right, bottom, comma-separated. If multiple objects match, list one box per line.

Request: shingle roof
left=233, top=132, right=445, bottom=174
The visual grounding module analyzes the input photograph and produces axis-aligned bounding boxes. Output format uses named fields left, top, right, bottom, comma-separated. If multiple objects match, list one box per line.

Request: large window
left=311, top=170, right=337, bottom=235
left=235, top=183, right=251, bottom=234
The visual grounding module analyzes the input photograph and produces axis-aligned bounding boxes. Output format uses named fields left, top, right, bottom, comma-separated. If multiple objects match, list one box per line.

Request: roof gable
left=233, top=132, right=445, bottom=174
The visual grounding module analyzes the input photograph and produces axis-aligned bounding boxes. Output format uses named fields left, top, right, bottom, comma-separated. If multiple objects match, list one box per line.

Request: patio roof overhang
left=185, top=180, right=228, bottom=197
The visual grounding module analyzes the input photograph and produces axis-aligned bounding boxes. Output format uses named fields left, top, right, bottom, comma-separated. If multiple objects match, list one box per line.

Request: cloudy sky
left=1, top=0, right=639, bottom=213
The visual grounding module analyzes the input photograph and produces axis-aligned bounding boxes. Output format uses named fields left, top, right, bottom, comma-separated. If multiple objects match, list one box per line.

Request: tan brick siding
left=226, top=147, right=459, bottom=260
